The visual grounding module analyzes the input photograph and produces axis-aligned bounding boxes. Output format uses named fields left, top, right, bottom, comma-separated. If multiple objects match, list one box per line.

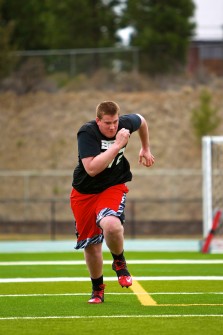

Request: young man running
left=70, top=101, right=154, bottom=303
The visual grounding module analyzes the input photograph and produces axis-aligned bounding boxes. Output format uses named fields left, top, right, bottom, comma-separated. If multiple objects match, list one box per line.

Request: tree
left=44, top=0, right=122, bottom=49
left=191, top=90, right=220, bottom=143
left=121, top=0, right=196, bottom=74
left=1, top=0, right=122, bottom=50
left=0, top=0, right=17, bottom=78
left=1, top=0, right=48, bottom=50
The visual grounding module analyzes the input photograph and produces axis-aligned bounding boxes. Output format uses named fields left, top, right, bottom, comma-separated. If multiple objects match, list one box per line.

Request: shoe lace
left=92, top=284, right=105, bottom=299
left=113, top=260, right=126, bottom=271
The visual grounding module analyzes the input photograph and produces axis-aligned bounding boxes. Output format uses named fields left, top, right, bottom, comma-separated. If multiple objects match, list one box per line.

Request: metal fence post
left=50, top=200, right=56, bottom=240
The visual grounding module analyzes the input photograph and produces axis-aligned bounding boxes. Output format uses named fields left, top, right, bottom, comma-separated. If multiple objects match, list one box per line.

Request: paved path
left=0, top=239, right=200, bottom=253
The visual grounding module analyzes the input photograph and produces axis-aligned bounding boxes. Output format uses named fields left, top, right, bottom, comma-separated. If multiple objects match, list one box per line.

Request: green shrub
left=191, top=89, right=220, bottom=142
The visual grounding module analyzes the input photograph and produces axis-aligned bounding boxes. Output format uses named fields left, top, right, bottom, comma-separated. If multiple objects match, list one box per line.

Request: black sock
left=91, top=275, right=103, bottom=289
left=111, top=251, right=130, bottom=277
left=111, top=251, right=125, bottom=261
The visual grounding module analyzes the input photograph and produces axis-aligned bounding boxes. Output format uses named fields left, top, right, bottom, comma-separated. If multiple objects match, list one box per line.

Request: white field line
left=0, top=292, right=223, bottom=298
left=0, top=315, right=223, bottom=321
left=1, top=276, right=223, bottom=283
left=1, top=260, right=223, bottom=266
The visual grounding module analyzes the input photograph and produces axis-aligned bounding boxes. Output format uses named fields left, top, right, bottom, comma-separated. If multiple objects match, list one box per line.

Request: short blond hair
left=96, top=101, right=120, bottom=119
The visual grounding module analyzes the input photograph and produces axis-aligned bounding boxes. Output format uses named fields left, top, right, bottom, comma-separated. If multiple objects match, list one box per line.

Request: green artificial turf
left=0, top=251, right=222, bottom=335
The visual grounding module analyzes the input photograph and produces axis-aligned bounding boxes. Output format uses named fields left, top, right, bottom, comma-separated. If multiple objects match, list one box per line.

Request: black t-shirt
left=72, top=114, right=141, bottom=194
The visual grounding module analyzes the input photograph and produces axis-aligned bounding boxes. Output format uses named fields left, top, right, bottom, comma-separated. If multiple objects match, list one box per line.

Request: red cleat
left=88, top=284, right=106, bottom=304
left=118, top=275, right=132, bottom=288
left=112, top=259, right=132, bottom=288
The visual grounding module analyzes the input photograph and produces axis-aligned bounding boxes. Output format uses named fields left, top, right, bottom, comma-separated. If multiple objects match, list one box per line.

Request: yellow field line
left=129, top=281, right=223, bottom=307
left=130, top=280, right=157, bottom=306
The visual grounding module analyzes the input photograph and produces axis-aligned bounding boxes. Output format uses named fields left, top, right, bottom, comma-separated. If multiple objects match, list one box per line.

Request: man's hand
left=115, top=128, right=130, bottom=149
left=139, top=148, right=155, bottom=167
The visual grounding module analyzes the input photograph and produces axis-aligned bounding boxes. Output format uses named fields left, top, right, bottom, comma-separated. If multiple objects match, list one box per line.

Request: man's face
left=96, top=113, right=119, bottom=138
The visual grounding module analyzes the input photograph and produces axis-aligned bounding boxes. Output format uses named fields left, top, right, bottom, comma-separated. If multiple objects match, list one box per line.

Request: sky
left=193, top=0, right=223, bottom=40
left=118, top=0, right=223, bottom=44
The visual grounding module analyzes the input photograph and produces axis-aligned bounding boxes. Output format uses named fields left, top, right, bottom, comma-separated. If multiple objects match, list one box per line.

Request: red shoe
left=112, top=259, right=132, bottom=288
left=118, top=275, right=132, bottom=288
left=88, top=284, right=106, bottom=304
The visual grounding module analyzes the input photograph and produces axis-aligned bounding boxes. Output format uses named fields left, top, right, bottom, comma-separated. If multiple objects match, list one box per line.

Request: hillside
left=1, top=86, right=223, bottom=167
left=0, top=85, right=222, bottom=201
left=0, top=84, right=223, bottom=232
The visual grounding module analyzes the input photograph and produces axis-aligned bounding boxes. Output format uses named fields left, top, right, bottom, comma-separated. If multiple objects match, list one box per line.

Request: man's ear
left=96, top=117, right=100, bottom=125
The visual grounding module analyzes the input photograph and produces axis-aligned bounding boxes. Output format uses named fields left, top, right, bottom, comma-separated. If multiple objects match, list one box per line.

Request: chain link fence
left=1, top=43, right=223, bottom=94
left=0, top=169, right=203, bottom=240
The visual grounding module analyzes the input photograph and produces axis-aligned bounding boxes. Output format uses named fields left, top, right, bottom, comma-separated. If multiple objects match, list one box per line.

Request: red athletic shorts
left=70, top=184, right=129, bottom=249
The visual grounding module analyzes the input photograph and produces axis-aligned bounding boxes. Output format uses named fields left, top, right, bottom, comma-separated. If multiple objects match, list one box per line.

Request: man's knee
left=85, top=242, right=102, bottom=256
left=100, top=216, right=123, bottom=234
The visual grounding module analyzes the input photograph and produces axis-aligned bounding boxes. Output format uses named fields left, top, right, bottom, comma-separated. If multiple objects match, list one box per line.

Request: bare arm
left=137, top=114, right=155, bottom=167
left=82, top=128, right=130, bottom=177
